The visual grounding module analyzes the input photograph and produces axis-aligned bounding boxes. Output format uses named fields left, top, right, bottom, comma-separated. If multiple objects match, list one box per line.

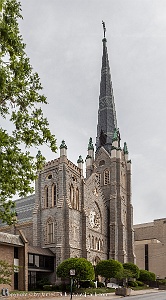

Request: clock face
left=89, top=211, right=100, bottom=229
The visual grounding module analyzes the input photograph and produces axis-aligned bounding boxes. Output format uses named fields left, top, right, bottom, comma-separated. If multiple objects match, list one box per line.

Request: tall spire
left=96, top=21, right=117, bottom=154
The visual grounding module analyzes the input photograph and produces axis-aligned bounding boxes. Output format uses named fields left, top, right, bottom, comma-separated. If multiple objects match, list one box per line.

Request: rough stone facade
left=0, top=31, right=135, bottom=289
left=33, top=135, right=135, bottom=269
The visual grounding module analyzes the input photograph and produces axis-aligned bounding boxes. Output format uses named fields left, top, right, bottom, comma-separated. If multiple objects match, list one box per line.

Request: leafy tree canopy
left=123, top=262, right=140, bottom=279
left=116, top=268, right=133, bottom=280
left=56, top=258, right=95, bottom=281
left=0, top=260, right=14, bottom=285
left=0, top=0, right=57, bottom=224
left=95, top=259, right=123, bottom=280
left=139, top=270, right=156, bottom=282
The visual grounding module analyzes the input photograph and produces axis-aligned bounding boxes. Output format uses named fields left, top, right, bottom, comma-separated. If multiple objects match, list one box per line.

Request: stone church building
left=0, top=29, right=135, bottom=290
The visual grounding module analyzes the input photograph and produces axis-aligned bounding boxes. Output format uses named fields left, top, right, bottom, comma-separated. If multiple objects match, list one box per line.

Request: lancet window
left=46, top=219, right=54, bottom=244
left=76, top=188, right=79, bottom=210
left=45, top=186, right=49, bottom=208
left=52, top=184, right=57, bottom=206
left=70, top=184, right=74, bottom=207
left=92, top=236, right=94, bottom=249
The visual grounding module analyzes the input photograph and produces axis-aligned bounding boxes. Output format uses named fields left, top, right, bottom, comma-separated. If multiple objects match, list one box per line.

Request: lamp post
left=70, top=269, right=75, bottom=300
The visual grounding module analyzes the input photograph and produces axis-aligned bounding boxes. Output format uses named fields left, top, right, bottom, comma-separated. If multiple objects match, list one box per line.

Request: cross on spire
left=102, top=20, right=106, bottom=38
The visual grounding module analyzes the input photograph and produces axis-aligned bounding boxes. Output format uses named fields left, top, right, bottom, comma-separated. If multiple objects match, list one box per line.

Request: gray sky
left=18, top=0, right=166, bottom=225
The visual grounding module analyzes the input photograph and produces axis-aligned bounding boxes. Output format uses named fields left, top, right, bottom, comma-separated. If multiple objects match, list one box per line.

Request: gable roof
left=0, top=232, right=24, bottom=246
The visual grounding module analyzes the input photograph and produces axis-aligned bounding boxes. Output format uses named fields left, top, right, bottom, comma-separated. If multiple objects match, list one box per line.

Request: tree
left=123, top=262, right=140, bottom=279
left=95, top=259, right=123, bottom=286
left=139, top=270, right=156, bottom=282
left=0, top=260, right=14, bottom=285
left=57, top=258, right=95, bottom=281
left=115, top=268, right=133, bottom=287
left=0, top=0, right=57, bottom=224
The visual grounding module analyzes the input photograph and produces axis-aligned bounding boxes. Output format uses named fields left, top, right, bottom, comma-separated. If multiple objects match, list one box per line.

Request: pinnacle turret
left=96, top=22, right=117, bottom=154
left=60, top=140, right=67, bottom=157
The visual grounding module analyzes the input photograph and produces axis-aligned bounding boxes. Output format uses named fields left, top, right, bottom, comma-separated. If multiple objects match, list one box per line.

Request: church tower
left=33, top=22, right=135, bottom=270
left=90, top=22, right=135, bottom=263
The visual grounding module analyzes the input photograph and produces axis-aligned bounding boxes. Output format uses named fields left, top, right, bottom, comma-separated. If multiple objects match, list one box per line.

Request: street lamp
left=70, top=269, right=75, bottom=300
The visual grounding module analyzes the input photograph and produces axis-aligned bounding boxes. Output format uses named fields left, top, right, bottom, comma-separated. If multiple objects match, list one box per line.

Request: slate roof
left=15, top=194, right=35, bottom=223
left=0, top=232, right=24, bottom=246
left=28, top=245, right=55, bottom=256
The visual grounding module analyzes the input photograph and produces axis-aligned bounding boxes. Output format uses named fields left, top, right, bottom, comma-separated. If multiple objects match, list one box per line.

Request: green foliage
left=97, top=281, right=105, bottom=288
left=123, top=263, right=140, bottom=279
left=43, top=285, right=52, bottom=291
left=95, top=259, right=123, bottom=280
left=136, top=280, right=144, bottom=287
left=80, top=280, right=95, bottom=288
left=50, top=284, right=70, bottom=292
left=128, top=281, right=138, bottom=287
left=56, top=258, right=95, bottom=281
left=116, top=268, right=133, bottom=280
left=0, top=260, right=14, bottom=285
left=139, top=270, right=156, bottom=282
left=36, top=277, right=51, bottom=290
left=0, top=0, right=57, bottom=223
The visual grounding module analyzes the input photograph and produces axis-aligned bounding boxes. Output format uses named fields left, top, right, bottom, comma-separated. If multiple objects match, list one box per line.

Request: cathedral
left=0, top=26, right=135, bottom=290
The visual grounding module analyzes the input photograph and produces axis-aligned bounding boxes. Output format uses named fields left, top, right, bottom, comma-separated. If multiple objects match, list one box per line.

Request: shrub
left=128, top=281, right=138, bottom=287
left=136, top=280, right=144, bottom=286
left=37, top=277, right=51, bottom=290
left=52, top=285, right=59, bottom=291
left=80, top=281, right=95, bottom=288
left=139, top=270, right=156, bottom=282
left=123, top=263, right=140, bottom=279
left=96, top=259, right=123, bottom=280
left=157, top=279, right=166, bottom=285
left=43, top=285, right=53, bottom=291
left=89, top=281, right=96, bottom=288
left=57, top=258, right=94, bottom=281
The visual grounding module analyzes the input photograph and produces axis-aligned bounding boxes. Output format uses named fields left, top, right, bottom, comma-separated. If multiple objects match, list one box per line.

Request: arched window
left=76, top=188, right=79, bottom=210
left=95, top=237, right=98, bottom=250
left=88, top=234, right=91, bottom=249
left=104, top=169, right=110, bottom=185
left=92, top=236, right=94, bottom=249
left=101, top=239, right=104, bottom=251
left=98, top=239, right=101, bottom=251
left=99, top=160, right=105, bottom=166
left=52, top=184, right=56, bottom=207
left=45, top=186, right=49, bottom=208
left=47, top=219, right=54, bottom=243
left=70, top=184, right=74, bottom=207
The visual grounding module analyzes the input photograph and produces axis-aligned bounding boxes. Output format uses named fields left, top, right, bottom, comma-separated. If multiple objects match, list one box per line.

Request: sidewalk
left=0, top=288, right=162, bottom=300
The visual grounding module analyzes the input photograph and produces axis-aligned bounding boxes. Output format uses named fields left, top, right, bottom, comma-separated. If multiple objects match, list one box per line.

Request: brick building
left=0, top=231, right=27, bottom=291
left=0, top=28, right=135, bottom=290
left=134, top=218, right=166, bottom=279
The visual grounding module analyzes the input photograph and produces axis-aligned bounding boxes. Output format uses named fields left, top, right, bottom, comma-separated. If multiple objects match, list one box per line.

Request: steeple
left=96, top=21, right=117, bottom=154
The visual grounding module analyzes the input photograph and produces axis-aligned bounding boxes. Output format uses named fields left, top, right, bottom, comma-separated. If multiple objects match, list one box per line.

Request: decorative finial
left=123, top=142, right=129, bottom=155
left=88, top=137, right=94, bottom=151
left=102, top=20, right=106, bottom=38
left=60, top=140, right=67, bottom=149
left=77, top=155, right=84, bottom=164
left=112, top=128, right=118, bottom=142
